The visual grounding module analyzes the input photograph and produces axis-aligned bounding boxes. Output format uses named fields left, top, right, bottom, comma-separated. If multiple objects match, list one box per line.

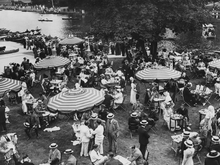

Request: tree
left=80, top=0, right=211, bottom=59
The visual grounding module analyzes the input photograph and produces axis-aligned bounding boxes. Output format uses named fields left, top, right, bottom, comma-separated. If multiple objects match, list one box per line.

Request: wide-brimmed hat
left=38, top=100, right=43, bottom=104
left=49, top=143, right=58, bottom=149
left=91, top=113, right=98, bottom=119
left=183, top=131, right=190, bottom=137
left=186, top=82, right=192, bottom=88
left=107, top=113, right=115, bottom=119
left=184, top=139, right=193, bottom=148
left=212, top=136, right=220, bottom=144
left=207, top=150, right=220, bottom=158
left=140, top=120, right=148, bottom=125
left=64, top=149, right=74, bottom=154
left=131, top=112, right=138, bottom=118
left=23, top=122, right=30, bottom=128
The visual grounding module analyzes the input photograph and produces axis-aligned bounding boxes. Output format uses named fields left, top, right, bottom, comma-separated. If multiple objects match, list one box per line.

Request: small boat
left=38, top=19, right=53, bottom=22
left=62, top=17, right=81, bottom=21
left=0, top=48, right=19, bottom=55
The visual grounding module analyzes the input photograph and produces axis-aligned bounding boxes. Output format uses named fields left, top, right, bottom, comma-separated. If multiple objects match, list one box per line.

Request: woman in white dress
left=182, top=139, right=195, bottom=165
left=130, top=78, right=137, bottom=105
left=202, top=105, right=215, bottom=135
left=163, top=102, right=181, bottom=131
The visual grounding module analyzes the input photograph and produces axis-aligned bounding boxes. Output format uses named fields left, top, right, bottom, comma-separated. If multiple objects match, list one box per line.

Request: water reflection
left=0, top=10, right=86, bottom=38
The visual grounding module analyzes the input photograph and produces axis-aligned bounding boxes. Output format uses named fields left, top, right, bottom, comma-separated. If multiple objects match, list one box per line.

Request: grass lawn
left=0, top=58, right=214, bottom=165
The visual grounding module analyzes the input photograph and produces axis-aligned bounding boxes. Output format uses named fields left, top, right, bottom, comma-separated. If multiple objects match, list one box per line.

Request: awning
left=48, top=88, right=104, bottom=113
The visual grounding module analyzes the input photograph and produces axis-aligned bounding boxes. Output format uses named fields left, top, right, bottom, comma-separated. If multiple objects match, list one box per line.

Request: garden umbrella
left=48, top=88, right=104, bottom=113
left=0, top=77, right=22, bottom=97
left=209, top=59, right=220, bottom=69
left=136, top=66, right=181, bottom=81
left=34, top=56, right=71, bottom=69
left=59, top=36, right=84, bottom=45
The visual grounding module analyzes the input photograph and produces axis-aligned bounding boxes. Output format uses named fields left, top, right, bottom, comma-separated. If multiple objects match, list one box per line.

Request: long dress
left=182, top=147, right=195, bottom=165
left=130, top=83, right=137, bottom=105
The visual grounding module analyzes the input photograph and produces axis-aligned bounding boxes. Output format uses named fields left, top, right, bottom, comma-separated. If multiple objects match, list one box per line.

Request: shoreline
left=0, top=5, right=84, bottom=15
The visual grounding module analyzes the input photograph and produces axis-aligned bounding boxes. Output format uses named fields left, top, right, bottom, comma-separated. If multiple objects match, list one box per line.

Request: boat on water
left=62, top=17, right=81, bottom=21
left=0, top=48, right=19, bottom=55
left=38, top=19, right=53, bottom=22
left=202, top=24, right=216, bottom=39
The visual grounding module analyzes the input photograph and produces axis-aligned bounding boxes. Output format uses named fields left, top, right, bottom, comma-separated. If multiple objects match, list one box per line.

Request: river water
left=0, top=10, right=86, bottom=38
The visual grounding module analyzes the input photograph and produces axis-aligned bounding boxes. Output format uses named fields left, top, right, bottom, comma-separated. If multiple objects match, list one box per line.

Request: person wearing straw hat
left=106, top=113, right=119, bottom=154
left=210, top=136, right=220, bottom=153
left=63, top=149, right=77, bottom=165
left=138, top=120, right=150, bottom=158
left=79, top=121, right=92, bottom=157
left=90, top=144, right=108, bottom=165
left=180, top=131, right=190, bottom=158
left=205, top=150, right=220, bottom=165
left=128, top=112, right=140, bottom=132
left=181, top=139, right=195, bottom=165
left=48, top=143, right=61, bottom=164
left=92, top=120, right=105, bottom=154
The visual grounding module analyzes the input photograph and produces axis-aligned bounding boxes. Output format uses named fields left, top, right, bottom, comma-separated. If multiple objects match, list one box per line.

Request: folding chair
left=148, top=117, right=157, bottom=133
left=193, top=144, right=202, bottom=165
left=203, top=92, right=213, bottom=105
left=183, top=94, right=192, bottom=107
left=116, top=95, right=126, bottom=111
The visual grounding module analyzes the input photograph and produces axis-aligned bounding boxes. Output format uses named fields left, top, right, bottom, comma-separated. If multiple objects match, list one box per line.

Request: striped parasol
left=48, top=88, right=104, bottom=113
left=209, top=59, right=220, bottom=69
left=0, top=77, right=22, bottom=97
left=136, top=66, right=181, bottom=81
left=59, top=37, right=84, bottom=45
left=34, top=56, right=71, bottom=69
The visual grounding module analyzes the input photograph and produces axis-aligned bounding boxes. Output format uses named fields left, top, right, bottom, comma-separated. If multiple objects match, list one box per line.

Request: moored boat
left=0, top=48, right=19, bottom=55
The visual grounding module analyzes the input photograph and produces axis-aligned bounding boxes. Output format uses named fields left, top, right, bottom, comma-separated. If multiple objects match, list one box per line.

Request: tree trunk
left=138, top=39, right=147, bottom=56
left=150, top=41, right=158, bottom=61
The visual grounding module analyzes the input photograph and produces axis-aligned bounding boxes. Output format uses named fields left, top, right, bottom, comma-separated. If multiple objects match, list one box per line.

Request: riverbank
left=0, top=5, right=84, bottom=15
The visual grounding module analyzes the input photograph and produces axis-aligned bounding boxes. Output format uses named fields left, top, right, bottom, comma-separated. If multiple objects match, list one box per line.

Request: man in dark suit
left=0, top=99, right=7, bottom=132
left=209, top=136, right=220, bottom=153
left=183, top=83, right=197, bottom=106
left=205, top=150, right=220, bottom=165
left=103, top=90, right=114, bottom=109
left=106, top=152, right=123, bottom=165
left=137, top=120, right=150, bottom=158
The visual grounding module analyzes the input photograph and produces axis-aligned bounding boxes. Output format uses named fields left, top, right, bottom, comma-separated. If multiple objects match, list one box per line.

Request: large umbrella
left=0, top=77, right=22, bottom=97
left=209, top=59, right=220, bottom=69
left=34, top=56, right=71, bottom=69
left=59, top=36, right=84, bottom=45
left=136, top=66, right=181, bottom=81
left=48, top=88, right=104, bottom=113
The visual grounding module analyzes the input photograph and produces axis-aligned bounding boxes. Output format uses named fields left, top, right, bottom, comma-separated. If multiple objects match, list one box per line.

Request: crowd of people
left=2, top=35, right=220, bottom=165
